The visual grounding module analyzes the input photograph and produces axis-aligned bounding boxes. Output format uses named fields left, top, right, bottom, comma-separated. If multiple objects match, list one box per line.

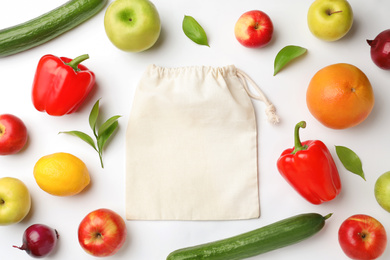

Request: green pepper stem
left=66, top=54, right=89, bottom=71
left=291, top=121, right=308, bottom=154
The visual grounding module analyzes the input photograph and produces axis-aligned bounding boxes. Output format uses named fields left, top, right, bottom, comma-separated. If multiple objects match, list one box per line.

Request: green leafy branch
left=59, top=99, right=121, bottom=168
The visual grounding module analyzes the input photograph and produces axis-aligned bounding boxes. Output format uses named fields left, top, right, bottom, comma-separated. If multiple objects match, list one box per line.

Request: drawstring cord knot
left=265, top=103, right=280, bottom=124
left=236, top=68, right=280, bottom=124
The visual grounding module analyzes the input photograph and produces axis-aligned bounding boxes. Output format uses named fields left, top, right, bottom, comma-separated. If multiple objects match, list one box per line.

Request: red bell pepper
left=276, top=121, right=341, bottom=205
left=32, top=54, right=95, bottom=116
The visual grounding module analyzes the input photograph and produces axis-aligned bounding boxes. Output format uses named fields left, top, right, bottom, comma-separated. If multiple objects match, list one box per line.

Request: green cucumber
left=0, top=0, right=107, bottom=57
left=167, top=213, right=332, bottom=260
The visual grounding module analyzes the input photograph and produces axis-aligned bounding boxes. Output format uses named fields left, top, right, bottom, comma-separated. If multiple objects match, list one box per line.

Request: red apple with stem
left=78, top=208, right=127, bottom=257
left=0, top=114, right=28, bottom=155
left=338, top=214, right=387, bottom=260
left=234, top=10, right=274, bottom=48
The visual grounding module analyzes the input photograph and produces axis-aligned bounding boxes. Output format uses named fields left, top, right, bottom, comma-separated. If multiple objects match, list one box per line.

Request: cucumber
left=166, top=213, right=332, bottom=260
left=0, top=0, right=107, bottom=57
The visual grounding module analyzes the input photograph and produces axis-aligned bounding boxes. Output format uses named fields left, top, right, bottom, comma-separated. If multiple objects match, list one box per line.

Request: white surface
left=1, top=0, right=390, bottom=259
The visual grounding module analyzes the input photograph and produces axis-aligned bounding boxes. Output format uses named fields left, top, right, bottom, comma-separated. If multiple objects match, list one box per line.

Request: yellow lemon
left=34, top=152, right=90, bottom=196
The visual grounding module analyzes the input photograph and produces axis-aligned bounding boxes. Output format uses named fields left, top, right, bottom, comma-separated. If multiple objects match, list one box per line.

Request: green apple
left=0, top=177, right=31, bottom=225
left=307, top=0, right=353, bottom=41
left=104, top=0, right=161, bottom=52
left=375, top=171, right=390, bottom=213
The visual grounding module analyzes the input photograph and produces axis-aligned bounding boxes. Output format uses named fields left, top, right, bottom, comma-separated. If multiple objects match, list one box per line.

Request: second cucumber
left=0, top=0, right=107, bottom=57
left=167, top=213, right=332, bottom=260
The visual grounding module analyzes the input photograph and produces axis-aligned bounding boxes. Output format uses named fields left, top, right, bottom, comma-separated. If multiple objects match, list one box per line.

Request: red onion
left=13, top=224, right=59, bottom=258
left=367, top=29, right=390, bottom=70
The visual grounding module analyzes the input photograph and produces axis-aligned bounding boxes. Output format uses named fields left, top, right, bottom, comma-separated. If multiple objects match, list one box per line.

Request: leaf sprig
left=59, top=99, right=121, bottom=168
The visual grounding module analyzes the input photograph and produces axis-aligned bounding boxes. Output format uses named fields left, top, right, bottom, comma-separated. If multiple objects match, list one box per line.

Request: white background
left=1, top=0, right=390, bottom=259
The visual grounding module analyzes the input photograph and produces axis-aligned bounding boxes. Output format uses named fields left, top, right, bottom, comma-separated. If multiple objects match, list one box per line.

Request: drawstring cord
left=236, top=68, right=280, bottom=124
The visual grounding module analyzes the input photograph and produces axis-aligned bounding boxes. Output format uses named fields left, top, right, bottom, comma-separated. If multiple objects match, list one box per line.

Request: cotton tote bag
left=125, top=64, right=279, bottom=220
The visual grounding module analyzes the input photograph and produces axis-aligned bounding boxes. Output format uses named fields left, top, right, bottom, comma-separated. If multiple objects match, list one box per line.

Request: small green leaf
left=89, top=99, right=100, bottom=136
left=182, top=15, right=209, bottom=47
left=335, top=146, right=366, bottom=180
left=98, top=115, right=121, bottom=136
left=59, top=131, right=97, bottom=151
left=97, top=121, right=119, bottom=152
left=273, top=45, right=307, bottom=76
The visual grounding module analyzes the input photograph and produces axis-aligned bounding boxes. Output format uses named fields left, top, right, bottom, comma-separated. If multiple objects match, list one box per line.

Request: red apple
left=338, top=214, right=387, bottom=260
left=0, top=114, right=28, bottom=155
left=234, top=10, right=274, bottom=48
left=78, top=208, right=127, bottom=257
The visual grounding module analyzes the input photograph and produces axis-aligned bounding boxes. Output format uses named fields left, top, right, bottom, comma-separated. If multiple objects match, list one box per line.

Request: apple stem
left=366, top=39, right=373, bottom=46
left=94, top=232, right=103, bottom=239
left=0, top=198, right=4, bottom=205
left=326, top=9, right=343, bottom=16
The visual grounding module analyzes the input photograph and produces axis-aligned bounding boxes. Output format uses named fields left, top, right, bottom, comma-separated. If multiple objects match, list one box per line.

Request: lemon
left=33, top=152, right=90, bottom=196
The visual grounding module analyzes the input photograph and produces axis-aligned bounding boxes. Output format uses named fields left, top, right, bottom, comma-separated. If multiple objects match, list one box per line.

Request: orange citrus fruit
left=306, top=63, right=375, bottom=129
left=33, top=152, right=90, bottom=196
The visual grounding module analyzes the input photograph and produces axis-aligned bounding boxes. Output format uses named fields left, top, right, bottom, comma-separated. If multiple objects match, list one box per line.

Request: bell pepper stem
left=66, top=54, right=89, bottom=71
left=291, top=121, right=308, bottom=154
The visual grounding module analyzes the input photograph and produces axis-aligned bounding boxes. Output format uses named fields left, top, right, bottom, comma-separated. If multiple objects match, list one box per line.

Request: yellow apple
left=104, top=0, right=161, bottom=52
left=0, top=177, right=31, bottom=225
left=375, top=171, right=390, bottom=213
left=307, top=0, right=353, bottom=41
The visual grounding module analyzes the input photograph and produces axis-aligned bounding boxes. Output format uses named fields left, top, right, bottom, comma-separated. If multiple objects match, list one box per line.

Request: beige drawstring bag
left=125, top=64, right=279, bottom=221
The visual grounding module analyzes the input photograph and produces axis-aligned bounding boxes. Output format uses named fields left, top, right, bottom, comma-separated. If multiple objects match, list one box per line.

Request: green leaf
left=98, top=115, right=121, bottom=136
left=182, top=15, right=209, bottom=47
left=89, top=99, right=100, bottom=136
left=97, top=121, right=119, bottom=152
left=273, top=45, right=307, bottom=76
left=335, top=146, right=366, bottom=180
left=59, top=131, right=97, bottom=152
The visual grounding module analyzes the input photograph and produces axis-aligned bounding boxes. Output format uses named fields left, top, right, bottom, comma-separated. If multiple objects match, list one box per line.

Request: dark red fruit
left=367, top=29, right=390, bottom=70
